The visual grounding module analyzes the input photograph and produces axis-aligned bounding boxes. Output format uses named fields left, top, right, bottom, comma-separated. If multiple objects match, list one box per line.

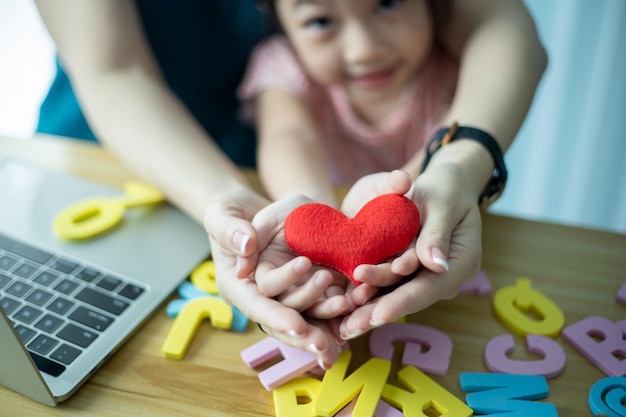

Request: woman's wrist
left=420, top=123, right=508, bottom=208
left=422, top=138, right=494, bottom=203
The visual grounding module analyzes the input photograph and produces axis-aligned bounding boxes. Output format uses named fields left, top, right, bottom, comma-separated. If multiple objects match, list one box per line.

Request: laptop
left=0, top=157, right=211, bottom=406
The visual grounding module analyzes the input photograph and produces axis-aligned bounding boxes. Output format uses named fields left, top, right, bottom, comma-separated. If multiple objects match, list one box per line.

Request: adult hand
left=208, top=191, right=346, bottom=369
left=203, top=187, right=269, bottom=279
left=338, top=164, right=483, bottom=340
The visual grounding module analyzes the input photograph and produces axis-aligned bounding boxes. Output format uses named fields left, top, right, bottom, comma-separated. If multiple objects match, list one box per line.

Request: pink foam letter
left=562, top=316, right=626, bottom=376
left=459, top=269, right=492, bottom=295
left=240, top=337, right=318, bottom=390
left=369, top=322, right=452, bottom=375
left=484, top=333, right=566, bottom=378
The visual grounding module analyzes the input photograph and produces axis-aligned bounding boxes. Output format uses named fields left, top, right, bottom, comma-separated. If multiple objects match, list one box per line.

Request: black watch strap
left=421, top=123, right=508, bottom=209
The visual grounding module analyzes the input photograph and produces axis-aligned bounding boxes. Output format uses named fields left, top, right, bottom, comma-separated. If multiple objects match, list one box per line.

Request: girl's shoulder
left=249, top=35, right=303, bottom=76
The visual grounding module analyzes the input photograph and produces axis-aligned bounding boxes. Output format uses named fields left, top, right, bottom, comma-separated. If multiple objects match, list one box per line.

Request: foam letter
left=369, top=322, right=452, bottom=375
left=459, top=269, right=492, bottom=295
left=316, top=350, right=390, bottom=417
left=493, top=278, right=564, bottom=337
left=588, top=376, right=626, bottom=417
left=460, top=372, right=558, bottom=416
left=53, top=181, right=163, bottom=240
left=166, top=298, right=187, bottom=318
left=484, top=333, right=566, bottom=378
left=240, top=337, right=318, bottom=390
left=562, top=316, right=626, bottom=376
left=336, top=398, right=403, bottom=417
left=54, top=198, right=126, bottom=240
left=172, top=281, right=248, bottom=332
left=273, top=377, right=321, bottom=417
left=162, top=297, right=232, bottom=359
left=190, top=260, right=219, bottom=295
left=383, top=366, right=472, bottom=417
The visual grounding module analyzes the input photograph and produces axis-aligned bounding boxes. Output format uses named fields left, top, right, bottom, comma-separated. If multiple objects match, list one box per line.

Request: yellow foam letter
left=54, top=180, right=164, bottom=240
left=316, top=350, right=390, bottom=417
left=54, top=198, right=126, bottom=240
left=493, top=278, right=564, bottom=337
left=190, top=260, right=219, bottom=295
left=383, top=366, right=472, bottom=417
left=273, top=377, right=321, bottom=417
left=162, top=297, right=232, bottom=359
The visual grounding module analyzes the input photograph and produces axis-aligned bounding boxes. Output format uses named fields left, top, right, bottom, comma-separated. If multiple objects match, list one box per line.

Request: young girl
left=240, top=0, right=457, bottom=206
left=237, top=0, right=546, bottom=368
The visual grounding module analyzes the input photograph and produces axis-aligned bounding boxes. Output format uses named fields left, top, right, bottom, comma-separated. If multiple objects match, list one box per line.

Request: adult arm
left=402, top=0, right=548, bottom=186
left=36, top=0, right=341, bottom=363
left=340, top=0, right=547, bottom=338
left=35, top=0, right=252, bottom=223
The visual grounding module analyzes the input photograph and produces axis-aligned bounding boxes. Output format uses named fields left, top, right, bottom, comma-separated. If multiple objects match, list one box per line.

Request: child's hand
left=252, top=194, right=354, bottom=319
left=340, top=170, right=420, bottom=300
left=338, top=163, right=483, bottom=340
left=217, top=266, right=343, bottom=369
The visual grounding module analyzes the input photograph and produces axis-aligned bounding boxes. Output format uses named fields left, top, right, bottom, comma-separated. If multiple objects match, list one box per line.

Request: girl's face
left=277, top=0, right=433, bottom=109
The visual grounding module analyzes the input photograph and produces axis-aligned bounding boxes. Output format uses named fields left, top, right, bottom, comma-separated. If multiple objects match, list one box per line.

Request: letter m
left=459, top=373, right=558, bottom=416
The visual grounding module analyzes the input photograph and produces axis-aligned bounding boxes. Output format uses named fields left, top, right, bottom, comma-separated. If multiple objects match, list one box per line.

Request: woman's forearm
left=36, top=0, right=252, bottom=223
left=441, top=0, right=548, bottom=150
left=404, top=0, right=547, bottom=196
left=78, top=68, right=251, bottom=223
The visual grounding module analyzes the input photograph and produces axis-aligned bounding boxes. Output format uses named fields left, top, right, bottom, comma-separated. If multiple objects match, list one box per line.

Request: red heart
left=284, top=194, right=420, bottom=285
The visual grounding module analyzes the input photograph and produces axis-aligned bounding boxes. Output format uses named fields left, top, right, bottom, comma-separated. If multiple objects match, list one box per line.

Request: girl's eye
left=305, top=16, right=335, bottom=31
left=376, top=0, right=404, bottom=13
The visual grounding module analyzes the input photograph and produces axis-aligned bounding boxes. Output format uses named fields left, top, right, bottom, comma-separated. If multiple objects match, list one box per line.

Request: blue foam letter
left=459, top=373, right=558, bottom=416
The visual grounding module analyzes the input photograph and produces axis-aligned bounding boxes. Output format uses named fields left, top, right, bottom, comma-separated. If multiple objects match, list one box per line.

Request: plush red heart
left=284, top=193, right=420, bottom=285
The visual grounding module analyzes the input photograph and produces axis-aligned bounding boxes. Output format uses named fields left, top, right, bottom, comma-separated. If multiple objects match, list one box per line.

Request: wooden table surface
left=1, top=134, right=624, bottom=416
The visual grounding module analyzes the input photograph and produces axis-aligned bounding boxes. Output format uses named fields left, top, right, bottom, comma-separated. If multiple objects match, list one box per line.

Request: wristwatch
left=421, top=122, right=508, bottom=209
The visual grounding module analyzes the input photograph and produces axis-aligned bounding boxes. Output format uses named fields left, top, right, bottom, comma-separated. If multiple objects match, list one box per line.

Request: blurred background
left=1, top=0, right=624, bottom=233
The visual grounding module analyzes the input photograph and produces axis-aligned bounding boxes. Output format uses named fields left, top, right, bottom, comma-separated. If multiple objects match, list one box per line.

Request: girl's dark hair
left=255, top=0, right=451, bottom=30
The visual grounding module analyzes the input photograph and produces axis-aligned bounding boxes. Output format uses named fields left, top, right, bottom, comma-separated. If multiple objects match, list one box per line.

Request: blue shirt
left=36, top=0, right=272, bottom=167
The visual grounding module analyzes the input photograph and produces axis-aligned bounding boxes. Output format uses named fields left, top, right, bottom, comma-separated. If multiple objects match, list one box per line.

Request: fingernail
left=239, top=233, right=250, bottom=255
left=234, top=231, right=250, bottom=256
left=313, top=271, right=330, bottom=289
left=294, top=257, right=310, bottom=274
left=288, top=330, right=304, bottom=338
left=307, top=344, right=322, bottom=354
left=431, top=248, right=449, bottom=271
left=369, top=319, right=385, bottom=328
left=343, top=329, right=362, bottom=340
left=318, top=358, right=330, bottom=370
left=330, top=301, right=344, bottom=314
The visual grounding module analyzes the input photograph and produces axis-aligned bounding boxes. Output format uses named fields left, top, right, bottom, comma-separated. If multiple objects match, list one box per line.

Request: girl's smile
left=348, top=66, right=398, bottom=90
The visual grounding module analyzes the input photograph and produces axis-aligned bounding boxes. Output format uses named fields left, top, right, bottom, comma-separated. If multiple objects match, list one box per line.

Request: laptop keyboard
left=0, top=233, right=145, bottom=377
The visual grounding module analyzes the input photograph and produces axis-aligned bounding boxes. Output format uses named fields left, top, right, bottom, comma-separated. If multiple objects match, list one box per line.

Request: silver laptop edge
left=0, top=157, right=211, bottom=405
